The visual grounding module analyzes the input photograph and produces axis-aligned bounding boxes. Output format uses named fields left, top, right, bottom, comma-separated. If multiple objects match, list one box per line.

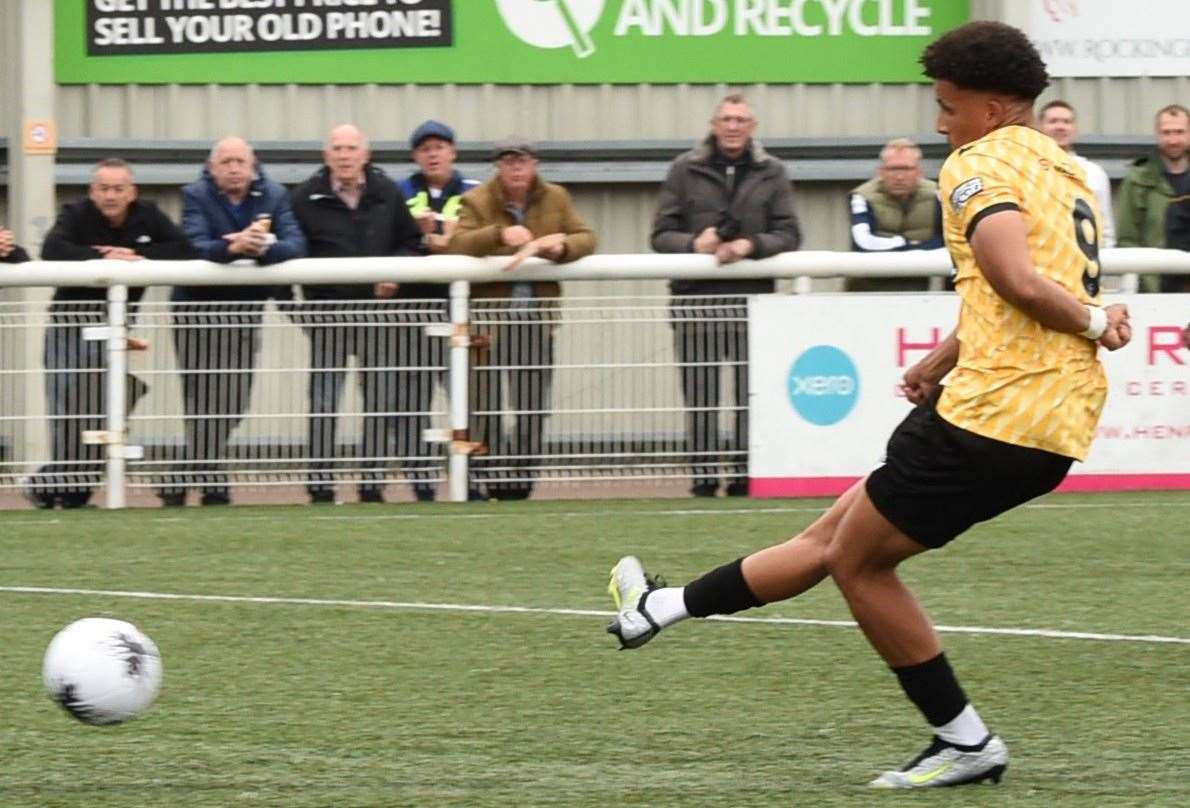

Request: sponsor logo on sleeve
left=949, top=177, right=983, bottom=213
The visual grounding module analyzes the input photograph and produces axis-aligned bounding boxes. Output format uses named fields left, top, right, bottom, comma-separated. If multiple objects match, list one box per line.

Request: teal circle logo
left=787, top=346, right=860, bottom=426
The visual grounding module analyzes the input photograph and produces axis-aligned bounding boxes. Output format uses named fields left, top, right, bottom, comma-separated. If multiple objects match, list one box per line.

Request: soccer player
left=606, top=21, right=1131, bottom=789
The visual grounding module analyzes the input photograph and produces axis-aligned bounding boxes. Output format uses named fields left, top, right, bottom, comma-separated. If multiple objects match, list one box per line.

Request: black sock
left=683, top=557, right=764, bottom=618
left=892, top=652, right=968, bottom=729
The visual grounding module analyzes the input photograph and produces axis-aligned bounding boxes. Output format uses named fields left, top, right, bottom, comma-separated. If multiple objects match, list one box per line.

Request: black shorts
left=866, top=391, right=1073, bottom=549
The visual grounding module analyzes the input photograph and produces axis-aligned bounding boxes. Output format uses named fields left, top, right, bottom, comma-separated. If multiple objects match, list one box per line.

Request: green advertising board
left=56, top=1, right=970, bottom=85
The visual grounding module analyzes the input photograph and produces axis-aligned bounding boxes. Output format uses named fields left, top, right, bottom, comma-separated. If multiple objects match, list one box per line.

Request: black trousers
left=306, top=314, right=399, bottom=495
left=670, top=297, right=749, bottom=490
left=470, top=304, right=555, bottom=496
left=35, top=321, right=106, bottom=504
left=162, top=303, right=263, bottom=499
left=393, top=302, right=448, bottom=489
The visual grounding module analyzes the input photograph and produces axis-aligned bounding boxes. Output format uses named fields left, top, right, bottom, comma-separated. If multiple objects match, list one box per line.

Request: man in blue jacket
left=161, top=136, right=307, bottom=507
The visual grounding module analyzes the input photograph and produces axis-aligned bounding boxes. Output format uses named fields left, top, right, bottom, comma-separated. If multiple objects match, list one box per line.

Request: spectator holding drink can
left=160, top=135, right=307, bottom=507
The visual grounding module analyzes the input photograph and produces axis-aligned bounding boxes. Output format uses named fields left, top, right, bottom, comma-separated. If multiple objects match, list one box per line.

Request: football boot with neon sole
left=605, top=556, right=664, bottom=649
left=869, top=734, right=1008, bottom=789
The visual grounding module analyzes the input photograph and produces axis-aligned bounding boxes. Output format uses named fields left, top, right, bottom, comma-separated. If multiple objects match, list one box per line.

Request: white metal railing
left=1, top=249, right=1186, bottom=508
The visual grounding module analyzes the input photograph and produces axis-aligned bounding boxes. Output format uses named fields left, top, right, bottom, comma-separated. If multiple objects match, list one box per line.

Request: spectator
left=0, top=227, right=31, bottom=263
left=1038, top=100, right=1116, bottom=247
left=32, top=158, right=194, bottom=508
left=1117, top=104, right=1190, bottom=291
left=846, top=137, right=944, bottom=291
left=290, top=124, right=423, bottom=504
left=158, top=135, right=307, bottom=507
left=449, top=137, right=595, bottom=500
left=652, top=94, right=801, bottom=497
left=388, top=120, right=480, bottom=502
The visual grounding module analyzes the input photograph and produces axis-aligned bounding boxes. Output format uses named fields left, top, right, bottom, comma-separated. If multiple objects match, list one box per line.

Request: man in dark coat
left=290, top=124, right=424, bottom=504
left=652, top=94, right=801, bottom=497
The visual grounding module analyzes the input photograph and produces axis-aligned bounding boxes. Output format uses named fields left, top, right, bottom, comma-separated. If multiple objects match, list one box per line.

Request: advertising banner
left=749, top=294, right=1190, bottom=497
left=1027, top=0, right=1190, bottom=78
left=56, top=0, right=970, bottom=84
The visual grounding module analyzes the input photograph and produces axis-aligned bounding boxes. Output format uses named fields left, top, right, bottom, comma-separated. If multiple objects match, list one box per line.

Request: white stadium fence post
left=448, top=280, right=471, bottom=503
left=105, top=284, right=128, bottom=510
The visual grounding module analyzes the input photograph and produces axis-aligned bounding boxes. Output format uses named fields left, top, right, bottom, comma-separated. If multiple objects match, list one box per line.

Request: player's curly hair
left=920, top=21, right=1049, bottom=101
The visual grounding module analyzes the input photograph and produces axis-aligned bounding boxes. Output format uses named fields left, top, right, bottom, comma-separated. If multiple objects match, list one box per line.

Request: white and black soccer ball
left=42, top=617, right=163, bottom=726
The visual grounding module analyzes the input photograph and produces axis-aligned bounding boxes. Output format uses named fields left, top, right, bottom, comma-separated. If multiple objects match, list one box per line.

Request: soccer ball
left=42, top=617, right=163, bottom=726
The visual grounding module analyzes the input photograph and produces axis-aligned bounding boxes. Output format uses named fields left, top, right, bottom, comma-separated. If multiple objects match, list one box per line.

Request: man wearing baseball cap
left=381, top=121, right=481, bottom=501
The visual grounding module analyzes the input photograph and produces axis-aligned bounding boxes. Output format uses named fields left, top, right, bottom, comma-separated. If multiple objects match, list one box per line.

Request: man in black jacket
left=653, top=94, right=801, bottom=497
left=32, top=158, right=195, bottom=508
left=291, top=124, right=424, bottom=504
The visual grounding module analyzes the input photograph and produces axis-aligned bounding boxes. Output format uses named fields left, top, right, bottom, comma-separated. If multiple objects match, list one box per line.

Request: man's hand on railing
left=375, top=282, right=398, bottom=298
left=715, top=238, right=754, bottom=265
left=504, top=233, right=566, bottom=272
left=501, top=225, right=534, bottom=248
left=692, top=227, right=722, bottom=255
left=127, top=336, right=149, bottom=351
left=94, top=245, right=142, bottom=261
left=224, top=222, right=271, bottom=258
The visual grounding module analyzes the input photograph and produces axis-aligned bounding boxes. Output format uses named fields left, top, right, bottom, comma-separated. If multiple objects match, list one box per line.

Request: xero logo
left=787, top=345, right=860, bottom=426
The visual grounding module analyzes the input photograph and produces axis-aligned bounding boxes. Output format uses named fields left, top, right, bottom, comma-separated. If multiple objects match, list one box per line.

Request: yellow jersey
left=936, top=124, right=1107, bottom=461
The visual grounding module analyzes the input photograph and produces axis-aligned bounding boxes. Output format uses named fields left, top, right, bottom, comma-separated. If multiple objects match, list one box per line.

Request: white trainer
left=869, top=734, right=1008, bottom=789
left=605, top=556, right=663, bottom=650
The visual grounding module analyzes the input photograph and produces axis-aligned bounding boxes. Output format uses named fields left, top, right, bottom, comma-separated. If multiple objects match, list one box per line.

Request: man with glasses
left=847, top=137, right=944, bottom=292
left=449, top=138, right=595, bottom=500
left=652, top=94, right=801, bottom=497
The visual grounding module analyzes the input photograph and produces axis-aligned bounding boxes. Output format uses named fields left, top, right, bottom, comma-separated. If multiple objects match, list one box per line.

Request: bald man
left=290, top=124, right=424, bottom=505
left=159, top=135, right=307, bottom=508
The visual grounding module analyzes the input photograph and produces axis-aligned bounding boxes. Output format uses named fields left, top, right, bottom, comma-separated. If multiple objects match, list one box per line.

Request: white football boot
left=869, top=734, right=1008, bottom=789
left=605, top=556, right=663, bottom=649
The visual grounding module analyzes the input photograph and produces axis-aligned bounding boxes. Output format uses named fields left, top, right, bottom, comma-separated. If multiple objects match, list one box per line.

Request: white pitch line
left=2, top=585, right=1187, bottom=646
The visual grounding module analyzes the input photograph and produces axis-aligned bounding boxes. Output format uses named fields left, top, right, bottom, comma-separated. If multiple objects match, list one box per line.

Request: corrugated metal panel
left=55, top=74, right=1187, bottom=143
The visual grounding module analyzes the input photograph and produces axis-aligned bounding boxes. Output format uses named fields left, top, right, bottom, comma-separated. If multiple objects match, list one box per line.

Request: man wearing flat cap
left=449, top=138, right=596, bottom=500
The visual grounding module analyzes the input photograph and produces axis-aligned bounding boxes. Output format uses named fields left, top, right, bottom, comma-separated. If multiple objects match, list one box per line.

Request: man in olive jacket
left=1117, top=104, right=1190, bottom=292
left=449, top=138, right=596, bottom=500
left=652, top=94, right=801, bottom=498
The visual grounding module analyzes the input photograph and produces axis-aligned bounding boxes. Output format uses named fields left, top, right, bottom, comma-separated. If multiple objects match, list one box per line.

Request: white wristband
left=1080, top=305, right=1108, bottom=340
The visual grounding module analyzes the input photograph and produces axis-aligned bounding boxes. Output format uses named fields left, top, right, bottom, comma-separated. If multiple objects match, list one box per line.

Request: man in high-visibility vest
left=389, top=121, right=479, bottom=501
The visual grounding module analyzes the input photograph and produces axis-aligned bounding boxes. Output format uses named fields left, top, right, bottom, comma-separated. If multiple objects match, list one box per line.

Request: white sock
left=934, top=704, right=990, bottom=747
left=641, top=587, right=689, bottom=628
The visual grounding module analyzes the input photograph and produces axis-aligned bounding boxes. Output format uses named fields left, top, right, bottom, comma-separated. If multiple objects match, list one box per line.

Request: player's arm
left=900, top=329, right=958, bottom=404
left=969, top=209, right=1129, bottom=348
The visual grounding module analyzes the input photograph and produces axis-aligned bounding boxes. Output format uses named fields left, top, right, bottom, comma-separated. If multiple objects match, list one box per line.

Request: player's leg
left=606, top=479, right=866, bottom=648
left=826, top=493, right=1008, bottom=787
left=822, top=492, right=936, bottom=666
